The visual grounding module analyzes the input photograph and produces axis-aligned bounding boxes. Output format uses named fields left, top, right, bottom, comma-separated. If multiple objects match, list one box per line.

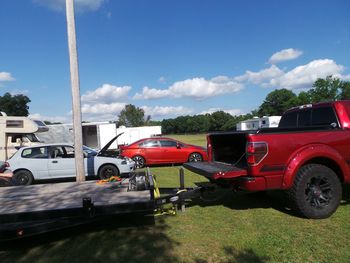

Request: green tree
left=339, top=81, right=350, bottom=100
left=0, top=92, right=31, bottom=116
left=209, top=111, right=234, bottom=131
left=308, top=76, right=341, bottom=103
left=258, top=89, right=297, bottom=116
left=118, top=104, right=149, bottom=127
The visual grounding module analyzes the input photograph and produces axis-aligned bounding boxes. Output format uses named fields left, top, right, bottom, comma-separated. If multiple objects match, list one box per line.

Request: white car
left=7, top=136, right=135, bottom=185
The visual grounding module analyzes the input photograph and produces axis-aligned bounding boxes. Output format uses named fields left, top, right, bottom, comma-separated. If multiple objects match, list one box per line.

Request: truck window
left=312, top=107, right=338, bottom=127
left=278, top=111, right=297, bottom=128
left=298, top=109, right=312, bottom=127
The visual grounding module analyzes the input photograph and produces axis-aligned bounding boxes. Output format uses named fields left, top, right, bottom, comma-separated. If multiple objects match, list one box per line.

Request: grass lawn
left=1, top=134, right=350, bottom=263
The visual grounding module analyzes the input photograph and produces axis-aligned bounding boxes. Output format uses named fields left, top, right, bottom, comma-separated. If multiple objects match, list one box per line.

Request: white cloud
left=268, top=59, right=344, bottom=90
left=81, top=84, right=131, bottom=103
left=133, top=76, right=243, bottom=100
left=236, top=59, right=346, bottom=90
left=29, top=113, right=70, bottom=123
left=81, top=102, right=126, bottom=115
left=200, top=108, right=244, bottom=116
left=0, top=72, right=15, bottom=82
left=235, top=65, right=284, bottom=84
left=33, top=0, right=105, bottom=12
left=78, top=102, right=126, bottom=122
left=133, top=86, right=171, bottom=100
left=141, top=106, right=193, bottom=118
left=268, top=48, right=303, bottom=64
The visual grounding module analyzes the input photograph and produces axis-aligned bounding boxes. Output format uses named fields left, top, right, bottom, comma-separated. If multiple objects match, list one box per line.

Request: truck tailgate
left=183, top=162, right=247, bottom=180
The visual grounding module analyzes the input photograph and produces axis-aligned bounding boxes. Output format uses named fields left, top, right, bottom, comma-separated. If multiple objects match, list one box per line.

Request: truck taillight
left=246, top=142, right=268, bottom=166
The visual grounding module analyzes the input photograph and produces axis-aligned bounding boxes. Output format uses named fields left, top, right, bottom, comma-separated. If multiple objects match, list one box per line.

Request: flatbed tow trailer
left=0, top=169, right=208, bottom=240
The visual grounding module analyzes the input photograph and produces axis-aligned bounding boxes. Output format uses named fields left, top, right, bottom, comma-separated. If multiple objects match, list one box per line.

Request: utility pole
left=65, top=0, right=85, bottom=182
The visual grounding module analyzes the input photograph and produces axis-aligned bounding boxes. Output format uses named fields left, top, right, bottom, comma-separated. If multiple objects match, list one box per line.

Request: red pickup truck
left=184, top=100, right=350, bottom=219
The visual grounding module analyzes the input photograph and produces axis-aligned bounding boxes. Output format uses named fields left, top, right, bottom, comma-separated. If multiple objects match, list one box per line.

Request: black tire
left=14, top=170, right=34, bottom=185
left=287, top=164, right=342, bottom=219
left=98, top=165, right=119, bottom=180
left=188, top=152, right=203, bottom=162
left=132, top=155, right=145, bottom=169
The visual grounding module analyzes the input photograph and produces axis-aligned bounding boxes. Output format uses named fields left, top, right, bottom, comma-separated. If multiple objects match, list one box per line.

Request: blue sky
left=0, top=0, right=349, bottom=123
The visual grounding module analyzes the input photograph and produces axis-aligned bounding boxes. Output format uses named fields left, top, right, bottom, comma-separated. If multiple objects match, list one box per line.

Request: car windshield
left=83, top=146, right=98, bottom=156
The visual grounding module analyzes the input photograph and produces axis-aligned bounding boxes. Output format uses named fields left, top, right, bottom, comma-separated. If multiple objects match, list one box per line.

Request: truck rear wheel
left=287, top=164, right=341, bottom=219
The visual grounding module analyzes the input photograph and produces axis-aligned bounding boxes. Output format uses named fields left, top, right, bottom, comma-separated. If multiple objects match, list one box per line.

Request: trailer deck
left=0, top=169, right=209, bottom=240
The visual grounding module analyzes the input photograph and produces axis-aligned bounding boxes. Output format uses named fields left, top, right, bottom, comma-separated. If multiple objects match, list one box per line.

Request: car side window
left=50, top=146, right=64, bottom=159
left=160, top=140, right=178, bottom=147
left=22, top=147, right=48, bottom=159
left=63, top=146, right=75, bottom=158
left=140, top=140, right=160, bottom=147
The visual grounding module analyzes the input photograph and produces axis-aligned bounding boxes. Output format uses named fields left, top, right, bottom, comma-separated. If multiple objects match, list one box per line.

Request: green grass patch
left=2, top=134, right=350, bottom=262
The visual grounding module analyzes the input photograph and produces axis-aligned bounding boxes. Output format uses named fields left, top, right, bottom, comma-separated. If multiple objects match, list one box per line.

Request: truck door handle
left=52, top=160, right=58, bottom=163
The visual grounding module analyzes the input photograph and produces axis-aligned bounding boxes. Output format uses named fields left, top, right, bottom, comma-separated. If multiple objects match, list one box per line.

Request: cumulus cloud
left=33, top=0, right=105, bottom=12
left=141, top=106, right=193, bottom=118
left=0, top=72, right=15, bottom=82
left=235, top=65, right=284, bottom=84
left=268, top=59, right=344, bottom=90
left=236, top=59, right=346, bottom=90
left=268, top=48, right=303, bottom=64
left=200, top=108, right=244, bottom=116
left=77, top=102, right=126, bottom=122
left=133, top=76, right=243, bottom=100
left=29, top=113, right=70, bottom=123
left=81, top=84, right=131, bottom=103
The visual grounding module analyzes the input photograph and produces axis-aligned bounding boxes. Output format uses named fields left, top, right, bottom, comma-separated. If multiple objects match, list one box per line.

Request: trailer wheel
left=287, top=164, right=341, bottom=219
left=98, top=165, right=119, bottom=180
left=132, top=155, right=145, bottom=169
left=14, top=170, right=34, bottom=185
left=188, top=153, right=203, bottom=162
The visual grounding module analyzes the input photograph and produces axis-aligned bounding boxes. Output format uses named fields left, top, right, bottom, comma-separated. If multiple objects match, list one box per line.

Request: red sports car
left=119, top=137, right=208, bottom=168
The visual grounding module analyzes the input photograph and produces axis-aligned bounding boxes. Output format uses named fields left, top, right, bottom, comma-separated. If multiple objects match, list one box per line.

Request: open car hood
left=98, top=132, right=124, bottom=156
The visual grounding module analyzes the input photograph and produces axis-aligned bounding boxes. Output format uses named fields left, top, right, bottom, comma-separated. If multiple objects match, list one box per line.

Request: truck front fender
left=282, top=144, right=350, bottom=189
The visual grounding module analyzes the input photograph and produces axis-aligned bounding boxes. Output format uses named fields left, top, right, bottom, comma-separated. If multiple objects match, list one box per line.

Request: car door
left=160, top=139, right=185, bottom=163
left=19, top=146, right=50, bottom=179
left=48, top=145, right=76, bottom=178
left=139, top=139, right=162, bottom=163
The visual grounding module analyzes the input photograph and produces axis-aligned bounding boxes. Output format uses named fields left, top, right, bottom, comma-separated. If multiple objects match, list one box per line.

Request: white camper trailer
left=0, top=113, right=48, bottom=161
left=236, top=116, right=281, bottom=131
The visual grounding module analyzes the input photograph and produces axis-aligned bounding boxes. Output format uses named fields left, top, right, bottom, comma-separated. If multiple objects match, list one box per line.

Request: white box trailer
left=37, top=122, right=162, bottom=150
left=116, top=126, right=162, bottom=146
left=236, top=116, right=281, bottom=131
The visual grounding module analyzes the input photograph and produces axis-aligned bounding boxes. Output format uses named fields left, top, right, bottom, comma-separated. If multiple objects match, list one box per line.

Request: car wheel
left=287, top=164, right=342, bottom=219
left=132, top=155, right=145, bottom=169
left=98, top=165, right=119, bottom=180
left=14, top=170, right=34, bottom=185
left=188, top=153, right=203, bottom=162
